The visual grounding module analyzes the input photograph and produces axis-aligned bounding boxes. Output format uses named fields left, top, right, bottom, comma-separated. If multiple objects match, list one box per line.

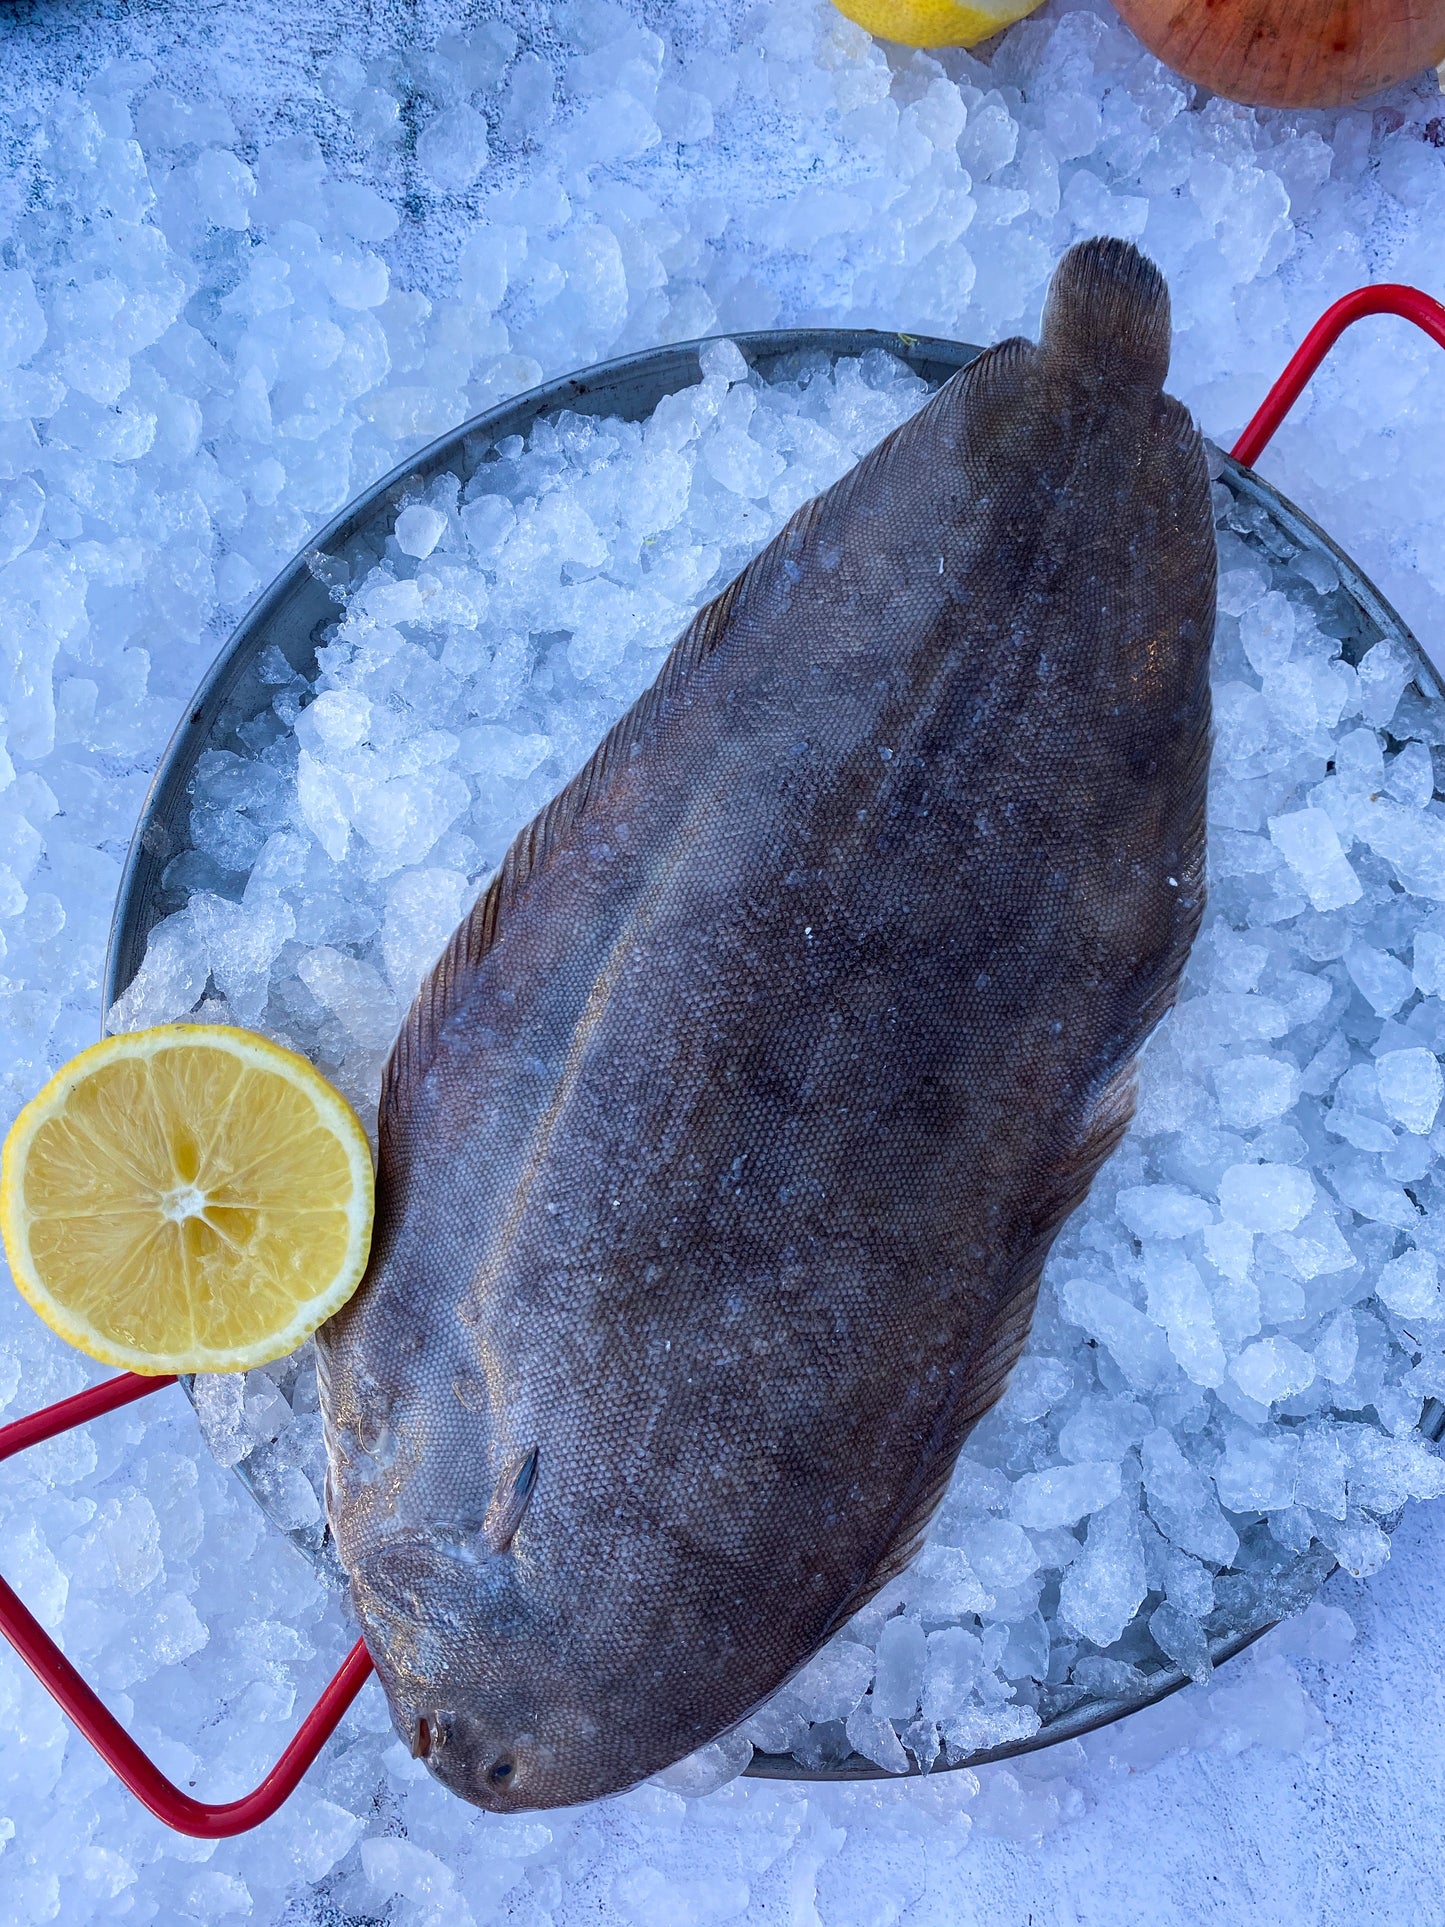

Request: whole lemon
left=830, top=0, right=1043, bottom=48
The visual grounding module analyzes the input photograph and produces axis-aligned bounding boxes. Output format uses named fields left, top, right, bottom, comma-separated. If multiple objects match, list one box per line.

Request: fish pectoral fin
left=483, top=1444, right=540, bottom=1554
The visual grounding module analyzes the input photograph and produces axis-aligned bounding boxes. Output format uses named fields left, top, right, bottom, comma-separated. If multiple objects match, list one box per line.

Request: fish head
left=351, top=1523, right=607, bottom=1811
left=409, top=1702, right=603, bottom=1813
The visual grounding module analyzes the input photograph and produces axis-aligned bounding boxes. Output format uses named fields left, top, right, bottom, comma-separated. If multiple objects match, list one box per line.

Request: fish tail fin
left=1040, top=237, right=1171, bottom=390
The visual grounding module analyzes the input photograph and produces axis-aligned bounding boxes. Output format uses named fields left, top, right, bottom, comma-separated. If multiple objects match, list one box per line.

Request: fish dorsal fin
left=381, top=531, right=786, bottom=1123
left=379, top=359, right=981, bottom=1126
left=834, top=695, right=1209, bottom=1625
left=483, top=1443, right=539, bottom=1554
left=1040, top=236, right=1171, bottom=391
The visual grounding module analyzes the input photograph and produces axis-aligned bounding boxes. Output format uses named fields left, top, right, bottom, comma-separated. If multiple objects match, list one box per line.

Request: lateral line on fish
left=411, top=373, right=990, bottom=1308
left=462, top=765, right=741, bottom=1324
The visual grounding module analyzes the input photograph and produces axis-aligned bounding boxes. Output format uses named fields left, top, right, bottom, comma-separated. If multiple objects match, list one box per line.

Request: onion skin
left=1111, top=0, right=1445, bottom=107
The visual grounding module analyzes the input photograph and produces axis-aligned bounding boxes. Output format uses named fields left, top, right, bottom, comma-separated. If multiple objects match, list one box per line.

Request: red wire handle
left=1231, top=283, right=1445, bottom=469
left=3, top=281, right=1444, bottom=1841
left=0, top=1372, right=374, bottom=1838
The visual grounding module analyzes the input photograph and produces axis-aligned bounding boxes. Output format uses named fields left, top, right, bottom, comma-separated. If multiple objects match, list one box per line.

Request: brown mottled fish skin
left=316, top=238, right=1217, bottom=1813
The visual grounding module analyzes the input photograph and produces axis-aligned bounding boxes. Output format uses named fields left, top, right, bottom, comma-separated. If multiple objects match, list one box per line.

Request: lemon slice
left=831, top=0, right=1041, bottom=48
left=1, top=1025, right=374, bottom=1375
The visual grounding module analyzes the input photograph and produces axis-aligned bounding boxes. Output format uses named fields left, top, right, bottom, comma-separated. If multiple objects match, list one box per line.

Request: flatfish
left=317, top=237, right=1217, bottom=1811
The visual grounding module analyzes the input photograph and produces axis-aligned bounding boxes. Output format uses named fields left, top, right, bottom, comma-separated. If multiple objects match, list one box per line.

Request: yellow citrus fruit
left=830, top=0, right=1041, bottom=47
left=1, top=1025, right=374, bottom=1375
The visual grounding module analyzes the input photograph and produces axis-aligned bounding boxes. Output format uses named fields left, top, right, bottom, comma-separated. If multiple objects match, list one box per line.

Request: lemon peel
left=830, top=0, right=1042, bottom=50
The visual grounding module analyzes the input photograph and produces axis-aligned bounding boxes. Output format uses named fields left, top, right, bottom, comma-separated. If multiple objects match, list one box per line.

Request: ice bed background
left=0, top=1, right=1444, bottom=1923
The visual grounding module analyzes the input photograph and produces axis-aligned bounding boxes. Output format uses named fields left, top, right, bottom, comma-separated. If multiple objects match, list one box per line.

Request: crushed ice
left=2, top=0, right=1444, bottom=1915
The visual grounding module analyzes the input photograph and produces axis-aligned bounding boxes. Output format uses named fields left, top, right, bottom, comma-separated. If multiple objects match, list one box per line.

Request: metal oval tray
left=104, top=329, right=1445, bottom=1783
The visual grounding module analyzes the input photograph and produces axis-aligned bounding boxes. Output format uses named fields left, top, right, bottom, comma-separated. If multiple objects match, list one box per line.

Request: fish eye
left=487, top=1757, right=516, bottom=1786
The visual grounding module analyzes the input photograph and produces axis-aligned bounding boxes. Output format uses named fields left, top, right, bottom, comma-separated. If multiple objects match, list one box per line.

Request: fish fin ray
left=379, top=354, right=1000, bottom=1124
left=849, top=761, right=1212, bottom=1617
left=833, top=753, right=1212, bottom=1625
left=827, top=1055, right=1145, bottom=1627
left=483, top=1443, right=540, bottom=1554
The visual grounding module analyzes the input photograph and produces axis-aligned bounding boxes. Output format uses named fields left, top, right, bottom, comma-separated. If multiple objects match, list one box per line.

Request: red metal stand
left=1231, top=284, right=1445, bottom=468
left=2, top=278, right=1444, bottom=1840
left=0, top=1371, right=374, bottom=1838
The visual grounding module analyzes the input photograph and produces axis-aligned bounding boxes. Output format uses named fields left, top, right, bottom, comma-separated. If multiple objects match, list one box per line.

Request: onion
left=1111, top=0, right=1445, bottom=108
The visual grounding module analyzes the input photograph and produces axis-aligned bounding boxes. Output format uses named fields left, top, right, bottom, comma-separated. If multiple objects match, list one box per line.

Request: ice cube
left=1314, top=1309, right=1360, bottom=1383
left=844, top=1703, right=909, bottom=1774
left=699, top=336, right=749, bottom=386
left=394, top=502, right=448, bottom=559
left=1213, top=1054, right=1299, bottom=1130
left=791, top=1640, right=874, bottom=1723
left=1230, top=1336, right=1317, bottom=1406
left=193, top=1373, right=250, bottom=1468
left=871, top=1615, right=926, bottom=1720
left=1267, top=808, right=1362, bottom=911
left=360, top=1837, right=457, bottom=1905
left=1268, top=1601, right=1355, bottom=1664
left=1140, top=1428, right=1238, bottom=1565
left=1144, top=1253, right=1227, bottom=1388
left=961, top=1517, right=1040, bottom=1587
left=1346, top=942, right=1415, bottom=1018
left=1375, top=1248, right=1442, bottom=1320
left=0, top=269, right=46, bottom=370
left=649, top=1730, right=752, bottom=1796
left=1239, top=591, right=1295, bottom=677
left=1354, top=638, right=1413, bottom=728
left=416, top=105, right=490, bottom=194
left=1216, top=1427, right=1296, bottom=1511
left=1058, top=1498, right=1147, bottom=1649
left=500, top=53, right=556, bottom=145
left=1009, top=1461, right=1121, bottom=1530
left=1058, top=1275, right=1176, bottom=1388
left=922, top=1625, right=983, bottom=1722
left=1218, top=1163, right=1314, bottom=1233
left=1415, top=929, right=1445, bottom=998
left=1115, top=1184, right=1213, bottom=1240
left=1149, top=1601, right=1211, bottom=1682
left=1374, top=1046, right=1443, bottom=1133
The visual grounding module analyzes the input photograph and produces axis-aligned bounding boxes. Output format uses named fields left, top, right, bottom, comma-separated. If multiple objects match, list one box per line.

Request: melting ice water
left=118, top=345, right=1445, bottom=1778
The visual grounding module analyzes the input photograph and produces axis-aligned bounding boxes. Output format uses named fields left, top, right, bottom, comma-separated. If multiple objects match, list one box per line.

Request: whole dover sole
left=317, top=237, right=1218, bottom=1812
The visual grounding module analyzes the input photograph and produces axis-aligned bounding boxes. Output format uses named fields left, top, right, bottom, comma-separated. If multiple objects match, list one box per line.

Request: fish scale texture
left=318, top=240, right=1217, bottom=1811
